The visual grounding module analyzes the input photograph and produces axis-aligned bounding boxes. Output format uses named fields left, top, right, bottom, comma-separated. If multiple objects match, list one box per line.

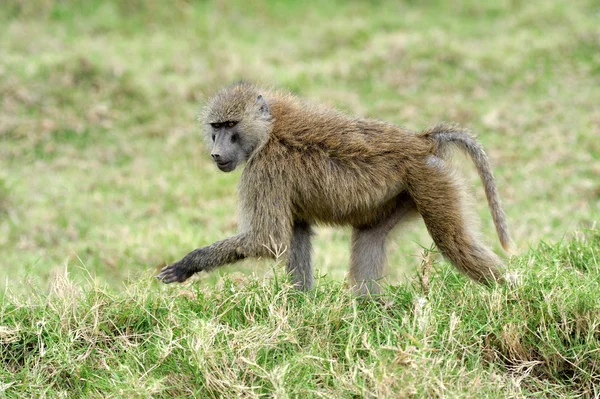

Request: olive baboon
left=157, top=83, right=514, bottom=294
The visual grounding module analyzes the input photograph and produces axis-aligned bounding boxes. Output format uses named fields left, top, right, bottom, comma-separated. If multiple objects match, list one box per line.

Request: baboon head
left=201, top=83, right=273, bottom=172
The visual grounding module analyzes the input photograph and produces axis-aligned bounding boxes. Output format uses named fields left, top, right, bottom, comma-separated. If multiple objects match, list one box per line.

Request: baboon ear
left=257, top=95, right=270, bottom=116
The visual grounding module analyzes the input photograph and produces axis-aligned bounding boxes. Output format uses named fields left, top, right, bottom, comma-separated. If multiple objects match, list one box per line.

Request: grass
left=1, top=232, right=600, bottom=397
left=0, top=0, right=599, bottom=397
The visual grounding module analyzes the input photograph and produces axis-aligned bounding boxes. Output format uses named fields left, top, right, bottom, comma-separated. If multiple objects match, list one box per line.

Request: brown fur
left=157, top=83, right=513, bottom=293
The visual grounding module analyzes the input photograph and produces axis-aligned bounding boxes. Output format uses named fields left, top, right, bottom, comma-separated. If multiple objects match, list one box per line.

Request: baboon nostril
left=211, top=153, right=221, bottom=160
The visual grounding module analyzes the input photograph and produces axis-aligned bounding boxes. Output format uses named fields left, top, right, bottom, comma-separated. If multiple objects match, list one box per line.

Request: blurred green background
left=1, top=0, right=599, bottom=291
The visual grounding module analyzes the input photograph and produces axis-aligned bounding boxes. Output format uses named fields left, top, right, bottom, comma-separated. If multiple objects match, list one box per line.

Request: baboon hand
left=157, top=248, right=208, bottom=284
left=156, top=261, right=195, bottom=284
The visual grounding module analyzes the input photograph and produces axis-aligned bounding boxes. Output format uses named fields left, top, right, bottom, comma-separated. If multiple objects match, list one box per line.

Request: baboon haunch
left=157, top=83, right=514, bottom=294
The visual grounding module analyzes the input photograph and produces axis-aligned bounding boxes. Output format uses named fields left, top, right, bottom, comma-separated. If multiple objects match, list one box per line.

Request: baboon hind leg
left=349, top=195, right=418, bottom=296
left=407, top=160, right=505, bottom=285
left=287, top=221, right=314, bottom=290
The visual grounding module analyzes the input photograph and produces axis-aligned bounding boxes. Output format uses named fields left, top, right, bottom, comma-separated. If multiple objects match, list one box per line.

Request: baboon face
left=208, top=121, right=248, bottom=172
left=203, top=83, right=273, bottom=173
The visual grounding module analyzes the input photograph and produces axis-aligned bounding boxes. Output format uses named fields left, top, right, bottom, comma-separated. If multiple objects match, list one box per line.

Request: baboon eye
left=211, top=122, right=222, bottom=129
left=211, top=134, right=216, bottom=141
left=227, top=121, right=237, bottom=128
left=231, top=133, right=239, bottom=143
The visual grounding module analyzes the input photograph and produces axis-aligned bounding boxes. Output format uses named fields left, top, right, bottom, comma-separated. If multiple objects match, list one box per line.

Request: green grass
left=1, top=0, right=599, bottom=396
left=1, top=232, right=600, bottom=397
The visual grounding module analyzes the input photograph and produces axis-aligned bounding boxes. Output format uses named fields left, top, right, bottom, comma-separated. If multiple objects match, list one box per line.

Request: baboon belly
left=292, top=171, right=404, bottom=225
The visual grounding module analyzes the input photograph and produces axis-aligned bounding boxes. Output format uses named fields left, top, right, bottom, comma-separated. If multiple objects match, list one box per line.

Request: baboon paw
left=156, top=262, right=195, bottom=284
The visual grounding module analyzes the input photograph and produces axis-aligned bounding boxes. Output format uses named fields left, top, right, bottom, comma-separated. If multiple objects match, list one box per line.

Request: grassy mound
left=2, top=231, right=599, bottom=398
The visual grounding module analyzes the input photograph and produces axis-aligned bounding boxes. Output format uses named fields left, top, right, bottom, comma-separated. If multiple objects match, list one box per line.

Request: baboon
left=157, top=83, right=514, bottom=294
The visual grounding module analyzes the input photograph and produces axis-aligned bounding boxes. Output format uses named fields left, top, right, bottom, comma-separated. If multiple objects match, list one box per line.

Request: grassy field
left=1, top=0, right=599, bottom=397
left=1, top=235, right=600, bottom=397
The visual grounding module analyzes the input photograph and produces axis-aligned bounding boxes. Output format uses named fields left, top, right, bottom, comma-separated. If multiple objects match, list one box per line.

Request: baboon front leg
left=349, top=196, right=418, bottom=296
left=287, top=221, right=314, bottom=290
left=159, top=180, right=294, bottom=285
left=157, top=234, right=248, bottom=283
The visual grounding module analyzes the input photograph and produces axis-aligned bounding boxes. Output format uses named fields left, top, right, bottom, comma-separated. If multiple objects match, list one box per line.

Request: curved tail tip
left=502, top=241, right=518, bottom=256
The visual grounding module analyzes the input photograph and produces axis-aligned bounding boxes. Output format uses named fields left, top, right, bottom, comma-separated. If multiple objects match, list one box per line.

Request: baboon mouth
left=216, top=161, right=234, bottom=171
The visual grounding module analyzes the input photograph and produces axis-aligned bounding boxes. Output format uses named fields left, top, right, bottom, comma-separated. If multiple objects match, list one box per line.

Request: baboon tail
left=425, top=123, right=515, bottom=254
